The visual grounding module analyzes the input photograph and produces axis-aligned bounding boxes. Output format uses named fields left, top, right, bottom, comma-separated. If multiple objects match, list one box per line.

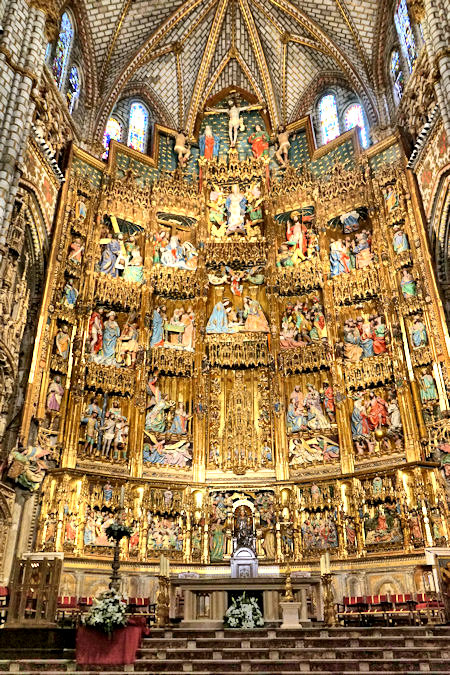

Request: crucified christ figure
left=205, top=99, right=264, bottom=147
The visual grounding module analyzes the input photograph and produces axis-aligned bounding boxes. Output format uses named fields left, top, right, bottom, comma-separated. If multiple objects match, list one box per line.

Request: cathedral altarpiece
left=13, top=102, right=450, bottom=604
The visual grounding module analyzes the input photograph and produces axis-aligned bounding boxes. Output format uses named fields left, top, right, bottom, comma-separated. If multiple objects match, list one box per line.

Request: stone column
left=211, top=590, right=227, bottom=621
left=423, top=0, right=450, bottom=136
left=299, top=587, right=310, bottom=622
left=0, top=0, right=57, bottom=239
left=183, top=589, right=195, bottom=621
left=2, top=498, right=22, bottom=584
left=263, top=589, right=279, bottom=622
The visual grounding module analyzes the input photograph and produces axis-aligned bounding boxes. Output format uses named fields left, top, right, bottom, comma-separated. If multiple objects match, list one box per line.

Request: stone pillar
left=0, top=0, right=56, bottom=239
left=299, top=587, right=310, bottom=622
left=423, top=0, right=450, bottom=136
left=184, top=589, right=195, bottom=621
left=263, top=589, right=279, bottom=622
left=211, top=590, right=227, bottom=621
left=2, top=498, right=21, bottom=584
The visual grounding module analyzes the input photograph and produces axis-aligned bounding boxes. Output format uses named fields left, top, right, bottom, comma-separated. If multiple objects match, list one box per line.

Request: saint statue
left=247, top=123, right=270, bottom=158
left=400, top=268, right=417, bottom=298
left=226, top=184, right=247, bottom=235
left=235, top=505, right=253, bottom=548
left=55, top=325, right=70, bottom=359
left=199, top=125, right=220, bottom=159
left=174, top=129, right=191, bottom=168
left=275, top=125, right=290, bottom=167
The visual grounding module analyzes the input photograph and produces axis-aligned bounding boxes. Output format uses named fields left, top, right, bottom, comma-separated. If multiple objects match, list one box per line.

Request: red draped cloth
left=76, top=617, right=149, bottom=665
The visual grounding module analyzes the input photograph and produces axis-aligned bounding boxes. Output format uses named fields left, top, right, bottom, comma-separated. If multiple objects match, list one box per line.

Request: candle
left=325, top=551, right=331, bottom=574
left=160, top=554, right=165, bottom=576
left=166, top=557, right=170, bottom=577
left=119, top=486, right=125, bottom=508
left=320, top=554, right=326, bottom=575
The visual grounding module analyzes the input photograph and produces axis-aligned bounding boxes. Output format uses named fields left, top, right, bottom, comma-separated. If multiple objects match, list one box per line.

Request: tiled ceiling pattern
left=207, top=59, right=255, bottom=100
left=250, top=0, right=282, bottom=109
left=84, top=0, right=124, bottom=71
left=285, top=43, right=337, bottom=122
left=132, top=54, right=179, bottom=127
left=88, top=0, right=380, bottom=133
left=181, top=3, right=218, bottom=117
left=104, top=0, right=187, bottom=91
left=345, top=0, right=379, bottom=57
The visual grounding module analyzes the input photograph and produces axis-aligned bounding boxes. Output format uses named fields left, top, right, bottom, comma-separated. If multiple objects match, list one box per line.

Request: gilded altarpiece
left=17, top=120, right=450, bottom=590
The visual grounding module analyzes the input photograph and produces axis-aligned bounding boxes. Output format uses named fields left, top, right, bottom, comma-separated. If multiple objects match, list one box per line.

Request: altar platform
left=173, top=574, right=322, bottom=627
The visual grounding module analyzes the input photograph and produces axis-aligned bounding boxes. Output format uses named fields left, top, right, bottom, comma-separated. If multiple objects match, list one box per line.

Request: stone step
left=132, top=659, right=450, bottom=672
left=142, top=635, right=450, bottom=650
left=12, top=672, right=449, bottom=675
left=137, top=646, right=448, bottom=660
left=147, top=627, right=450, bottom=639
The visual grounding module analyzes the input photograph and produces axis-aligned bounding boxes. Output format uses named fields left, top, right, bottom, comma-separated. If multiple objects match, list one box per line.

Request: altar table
left=174, top=575, right=322, bottom=627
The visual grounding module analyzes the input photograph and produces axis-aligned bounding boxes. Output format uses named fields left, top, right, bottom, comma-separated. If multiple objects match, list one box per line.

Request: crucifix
left=205, top=98, right=265, bottom=146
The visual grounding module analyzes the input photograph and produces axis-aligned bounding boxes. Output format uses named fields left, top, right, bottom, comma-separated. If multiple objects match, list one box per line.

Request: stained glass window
left=394, top=0, right=417, bottom=72
left=103, top=118, right=122, bottom=160
left=53, top=12, right=74, bottom=89
left=318, top=94, right=340, bottom=145
left=344, top=103, right=369, bottom=148
left=67, top=66, right=81, bottom=114
left=390, top=50, right=404, bottom=104
left=127, top=102, right=149, bottom=153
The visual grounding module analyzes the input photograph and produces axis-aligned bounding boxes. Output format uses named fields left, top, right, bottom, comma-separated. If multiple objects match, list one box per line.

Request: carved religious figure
left=235, top=505, right=253, bottom=548
left=205, top=99, right=263, bottom=146
left=55, top=326, right=70, bottom=359
left=275, top=125, right=290, bottom=167
left=174, top=130, right=191, bottom=168
left=247, top=123, right=270, bottom=158
left=199, top=125, right=220, bottom=159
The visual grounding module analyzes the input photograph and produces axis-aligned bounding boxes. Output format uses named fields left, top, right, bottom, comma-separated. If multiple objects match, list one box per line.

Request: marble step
left=12, top=672, right=450, bottom=675
left=138, top=646, right=448, bottom=660
left=148, top=627, right=450, bottom=639
left=142, top=638, right=450, bottom=651
left=132, top=659, right=450, bottom=672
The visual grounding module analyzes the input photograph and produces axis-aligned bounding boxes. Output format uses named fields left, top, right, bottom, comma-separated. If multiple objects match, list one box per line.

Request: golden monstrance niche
left=15, top=98, right=450, bottom=598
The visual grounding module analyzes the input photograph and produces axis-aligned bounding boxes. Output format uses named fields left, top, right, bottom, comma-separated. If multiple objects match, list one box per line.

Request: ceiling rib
left=186, top=0, right=230, bottom=134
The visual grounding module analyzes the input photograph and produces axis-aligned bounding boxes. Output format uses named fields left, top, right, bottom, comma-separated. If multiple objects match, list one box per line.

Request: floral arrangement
left=82, top=590, right=128, bottom=635
left=105, top=522, right=132, bottom=542
left=224, top=592, right=264, bottom=629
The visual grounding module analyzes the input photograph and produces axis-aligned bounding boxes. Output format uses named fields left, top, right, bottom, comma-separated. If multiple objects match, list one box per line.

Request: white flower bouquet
left=224, top=592, right=264, bottom=629
left=82, top=590, right=128, bottom=635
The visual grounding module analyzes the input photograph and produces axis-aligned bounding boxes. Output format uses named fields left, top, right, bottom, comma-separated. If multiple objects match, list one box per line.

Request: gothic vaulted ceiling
left=80, top=0, right=382, bottom=136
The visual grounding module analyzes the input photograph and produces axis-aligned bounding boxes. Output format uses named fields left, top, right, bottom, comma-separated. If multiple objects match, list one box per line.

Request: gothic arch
left=374, top=576, right=404, bottom=595
left=428, top=171, right=450, bottom=314
left=117, top=85, right=172, bottom=129
left=67, top=0, right=98, bottom=108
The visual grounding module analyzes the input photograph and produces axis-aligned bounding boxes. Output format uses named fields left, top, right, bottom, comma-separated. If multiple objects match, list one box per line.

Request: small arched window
left=394, top=0, right=417, bottom=72
left=67, top=65, right=81, bottom=114
left=344, top=103, right=369, bottom=149
left=390, top=50, right=404, bottom=105
left=318, top=94, right=340, bottom=145
left=103, top=118, right=123, bottom=160
left=127, top=102, right=149, bottom=153
left=53, top=12, right=74, bottom=89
